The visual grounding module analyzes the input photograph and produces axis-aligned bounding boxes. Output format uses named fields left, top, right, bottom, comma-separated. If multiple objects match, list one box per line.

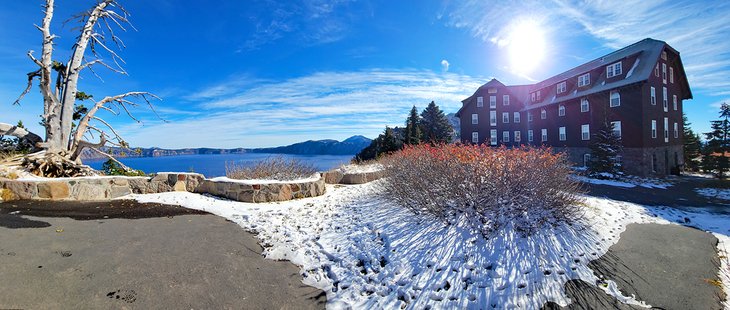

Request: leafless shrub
left=380, top=144, right=585, bottom=237
left=225, top=155, right=317, bottom=181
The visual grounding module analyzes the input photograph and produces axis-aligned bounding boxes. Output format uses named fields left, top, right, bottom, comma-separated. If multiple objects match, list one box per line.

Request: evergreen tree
left=354, top=127, right=404, bottom=161
left=420, top=101, right=454, bottom=144
left=588, top=119, right=623, bottom=178
left=404, top=106, right=422, bottom=145
left=704, top=102, right=730, bottom=178
left=682, top=113, right=702, bottom=171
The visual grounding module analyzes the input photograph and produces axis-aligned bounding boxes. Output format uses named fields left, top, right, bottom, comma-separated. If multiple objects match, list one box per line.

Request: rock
left=110, top=185, right=132, bottom=198
left=1, top=181, right=38, bottom=200
left=277, top=184, right=292, bottom=201
left=323, top=170, right=344, bottom=184
left=37, top=181, right=70, bottom=200
left=73, top=183, right=107, bottom=200
left=173, top=181, right=187, bottom=192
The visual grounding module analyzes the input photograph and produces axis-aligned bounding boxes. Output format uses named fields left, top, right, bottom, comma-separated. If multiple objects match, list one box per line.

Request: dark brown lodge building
left=455, top=38, right=692, bottom=177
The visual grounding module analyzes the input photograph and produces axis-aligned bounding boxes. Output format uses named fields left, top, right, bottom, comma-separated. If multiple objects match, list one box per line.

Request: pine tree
left=420, top=101, right=454, bottom=144
left=704, top=103, right=730, bottom=178
left=404, top=106, right=422, bottom=145
left=682, top=113, right=702, bottom=171
left=588, top=119, right=623, bottom=178
left=354, top=127, right=404, bottom=161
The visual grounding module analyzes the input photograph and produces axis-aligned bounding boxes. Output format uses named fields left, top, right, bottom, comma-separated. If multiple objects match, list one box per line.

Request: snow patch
left=129, top=182, right=730, bottom=309
left=208, top=174, right=321, bottom=185
left=338, top=164, right=384, bottom=174
left=695, top=188, right=730, bottom=201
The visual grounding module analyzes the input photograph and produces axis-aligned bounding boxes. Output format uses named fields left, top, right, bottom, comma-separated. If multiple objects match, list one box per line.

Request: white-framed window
left=651, top=120, right=657, bottom=138
left=541, top=109, right=547, bottom=119
left=662, top=63, right=667, bottom=84
left=502, top=112, right=509, bottom=123
left=503, top=131, right=510, bottom=142
left=472, top=132, right=479, bottom=143
left=503, top=95, right=510, bottom=106
left=541, top=129, right=548, bottom=142
left=581, top=124, right=590, bottom=141
left=514, top=131, right=521, bottom=142
left=513, top=112, right=521, bottom=123
left=488, top=88, right=497, bottom=94
left=558, top=105, right=565, bottom=116
left=528, top=130, right=534, bottom=142
left=489, top=96, right=497, bottom=108
left=581, top=98, right=589, bottom=112
left=670, top=67, right=674, bottom=83
left=490, top=129, right=497, bottom=146
left=490, top=111, right=497, bottom=126
left=578, top=73, right=590, bottom=87
left=471, top=113, right=478, bottom=125
left=559, top=126, right=566, bottom=141
left=528, top=112, right=533, bottom=122
left=664, top=117, right=669, bottom=142
left=557, top=81, right=567, bottom=94
left=583, top=154, right=591, bottom=167
left=536, top=90, right=541, bottom=101
left=610, top=90, right=620, bottom=107
left=650, top=87, right=656, bottom=105
left=476, top=96, right=483, bottom=108
left=531, top=92, right=536, bottom=102
left=611, top=121, right=622, bottom=138
left=674, top=122, right=679, bottom=138
left=655, top=63, right=659, bottom=77
left=662, top=87, right=668, bottom=112
left=606, top=61, right=622, bottom=78
left=673, top=95, right=678, bottom=111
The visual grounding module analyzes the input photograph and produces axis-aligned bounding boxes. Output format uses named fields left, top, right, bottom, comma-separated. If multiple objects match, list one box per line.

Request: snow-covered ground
left=130, top=181, right=730, bottom=309
left=696, top=188, right=730, bottom=201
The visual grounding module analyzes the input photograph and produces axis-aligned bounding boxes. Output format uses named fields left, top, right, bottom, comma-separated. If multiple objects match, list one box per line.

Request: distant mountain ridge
left=79, top=135, right=372, bottom=160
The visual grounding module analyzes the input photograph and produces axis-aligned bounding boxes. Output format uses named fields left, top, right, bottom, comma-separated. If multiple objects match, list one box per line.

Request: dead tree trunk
left=10, top=0, right=161, bottom=175
left=0, top=122, right=43, bottom=152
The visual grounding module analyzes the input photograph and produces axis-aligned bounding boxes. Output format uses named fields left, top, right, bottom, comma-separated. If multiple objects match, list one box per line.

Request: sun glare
left=507, top=20, right=546, bottom=76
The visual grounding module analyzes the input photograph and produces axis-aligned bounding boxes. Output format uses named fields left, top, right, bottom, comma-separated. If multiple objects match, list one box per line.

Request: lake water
left=84, top=153, right=354, bottom=178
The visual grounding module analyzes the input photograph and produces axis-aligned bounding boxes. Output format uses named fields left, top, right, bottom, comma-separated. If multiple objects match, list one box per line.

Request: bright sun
left=507, top=20, right=546, bottom=76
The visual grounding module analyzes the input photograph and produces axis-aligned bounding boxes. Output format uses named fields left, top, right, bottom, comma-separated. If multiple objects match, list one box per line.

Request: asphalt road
left=0, top=200, right=326, bottom=309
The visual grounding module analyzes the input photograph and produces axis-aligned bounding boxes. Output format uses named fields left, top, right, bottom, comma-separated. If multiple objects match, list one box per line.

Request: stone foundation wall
left=561, top=146, right=684, bottom=177
left=0, top=172, right=326, bottom=203
left=197, top=178, right=325, bottom=203
left=322, top=170, right=385, bottom=184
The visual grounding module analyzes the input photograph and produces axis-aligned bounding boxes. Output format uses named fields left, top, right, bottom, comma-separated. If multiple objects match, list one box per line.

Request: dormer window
left=606, top=61, right=622, bottom=78
left=557, top=81, right=567, bottom=94
left=531, top=92, right=536, bottom=102
left=578, top=73, right=590, bottom=87
left=536, top=90, right=541, bottom=101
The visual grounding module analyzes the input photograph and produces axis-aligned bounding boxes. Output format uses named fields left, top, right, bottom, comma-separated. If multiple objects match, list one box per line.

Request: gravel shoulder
left=0, top=200, right=326, bottom=309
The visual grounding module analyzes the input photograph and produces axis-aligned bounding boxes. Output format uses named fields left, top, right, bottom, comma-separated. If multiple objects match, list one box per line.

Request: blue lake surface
left=84, top=153, right=354, bottom=178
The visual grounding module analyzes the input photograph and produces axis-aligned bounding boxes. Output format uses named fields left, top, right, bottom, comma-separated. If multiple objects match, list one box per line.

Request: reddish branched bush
left=380, top=144, right=584, bottom=236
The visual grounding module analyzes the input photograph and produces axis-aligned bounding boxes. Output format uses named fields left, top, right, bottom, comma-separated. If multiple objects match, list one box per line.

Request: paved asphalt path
left=0, top=200, right=326, bottom=309
left=585, top=175, right=730, bottom=214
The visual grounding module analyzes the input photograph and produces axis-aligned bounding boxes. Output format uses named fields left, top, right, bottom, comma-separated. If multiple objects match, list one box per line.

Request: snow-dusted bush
left=381, top=144, right=584, bottom=236
left=226, top=156, right=317, bottom=181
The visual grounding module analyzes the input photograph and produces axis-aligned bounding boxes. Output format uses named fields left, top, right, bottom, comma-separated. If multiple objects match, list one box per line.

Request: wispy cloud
left=121, top=69, right=485, bottom=148
left=441, top=59, right=450, bottom=72
left=442, top=0, right=730, bottom=95
left=242, top=0, right=356, bottom=50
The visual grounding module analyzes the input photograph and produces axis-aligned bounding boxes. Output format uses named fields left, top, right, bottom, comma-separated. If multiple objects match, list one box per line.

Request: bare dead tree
left=9, top=0, right=160, bottom=174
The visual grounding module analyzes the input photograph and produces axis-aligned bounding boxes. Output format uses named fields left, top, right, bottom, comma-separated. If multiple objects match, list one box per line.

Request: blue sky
left=1, top=0, right=729, bottom=148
